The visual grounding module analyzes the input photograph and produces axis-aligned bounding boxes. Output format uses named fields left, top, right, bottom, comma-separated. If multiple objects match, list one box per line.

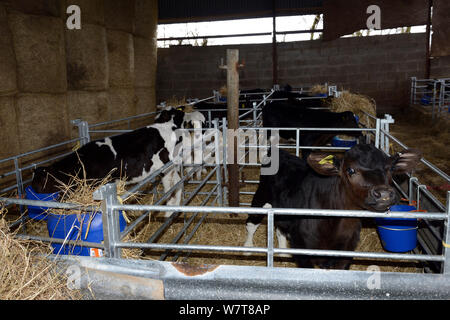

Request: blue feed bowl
left=47, top=211, right=127, bottom=256
left=331, top=136, right=357, bottom=148
left=420, top=94, right=431, bottom=105
left=316, top=93, right=327, bottom=97
left=375, top=205, right=418, bottom=253
left=25, top=186, right=59, bottom=221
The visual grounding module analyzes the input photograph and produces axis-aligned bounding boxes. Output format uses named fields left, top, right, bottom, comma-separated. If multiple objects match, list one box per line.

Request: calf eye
left=347, top=168, right=356, bottom=176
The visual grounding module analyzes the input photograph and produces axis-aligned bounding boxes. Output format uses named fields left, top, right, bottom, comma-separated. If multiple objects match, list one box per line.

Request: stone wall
left=157, top=33, right=449, bottom=116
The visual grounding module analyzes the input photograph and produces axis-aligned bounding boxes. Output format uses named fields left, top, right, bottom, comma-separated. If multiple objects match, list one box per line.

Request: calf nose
left=370, top=186, right=395, bottom=201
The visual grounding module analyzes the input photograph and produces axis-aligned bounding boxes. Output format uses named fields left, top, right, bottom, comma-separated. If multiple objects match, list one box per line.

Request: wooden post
left=425, top=0, right=433, bottom=79
left=226, top=49, right=240, bottom=208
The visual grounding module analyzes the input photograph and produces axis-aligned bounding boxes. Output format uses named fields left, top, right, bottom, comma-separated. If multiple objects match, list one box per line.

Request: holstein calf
left=32, top=108, right=204, bottom=215
left=244, top=144, right=421, bottom=269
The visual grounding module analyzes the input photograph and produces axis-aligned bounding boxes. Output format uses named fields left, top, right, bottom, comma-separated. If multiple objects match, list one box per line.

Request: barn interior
left=0, top=0, right=449, bottom=300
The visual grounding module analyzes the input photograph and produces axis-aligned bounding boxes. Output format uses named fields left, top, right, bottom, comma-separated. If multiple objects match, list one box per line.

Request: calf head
left=31, top=167, right=60, bottom=194
left=155, top=106, right=186, bottom=128
left=307, top=144, right=422, bottom=211
left=155, top=106, right=205, bottom=129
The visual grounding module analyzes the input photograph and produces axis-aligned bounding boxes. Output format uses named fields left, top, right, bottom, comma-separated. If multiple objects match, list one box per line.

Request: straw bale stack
left=104, top=0, right=135, bottom=33
left=65, top=23, right=108, bottom=91
left=107, top=29, right=134, bottom=88
left=8, top=11, right=66, bottom=93
left=0, top=4, right=17, bottom=97
left=15, top=93, right=69, bottom=153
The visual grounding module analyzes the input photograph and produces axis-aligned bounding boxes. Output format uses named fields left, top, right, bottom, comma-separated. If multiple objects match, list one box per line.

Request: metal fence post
left=382, top=114, right=394, bottom=155
left=213, top=119, right=223, bottom=206
left=71, top=119, right=91, bottom=146
left=444, top=191, right=450, bottom=274
left=267, top=209, right=275, bottom=267
left=375, top=118, right=381, bottom=149
left=222, top=117, right=229, bottom=206
left=93, top=183, right=121, bottom=258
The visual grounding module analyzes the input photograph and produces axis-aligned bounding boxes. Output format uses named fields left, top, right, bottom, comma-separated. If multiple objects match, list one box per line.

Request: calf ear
left=307, top=153, right=341, bottom=176
left=392, top=149, right=422, bottom=174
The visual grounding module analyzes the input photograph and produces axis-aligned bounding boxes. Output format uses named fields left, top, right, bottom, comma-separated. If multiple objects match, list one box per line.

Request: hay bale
left=134, top=0, right=157, bottom=39
left=9, top=0, right=61, bottom=17
left=328, top=91, right=377, bottom=128
left=0, top=207, right=82, bottom=300
left=107, top=30, right=134, bottom=88
left=135, top=88, right=156, bottom=115
left=67, top=91, right=109, bottom=136
left=0, top=97, right=20, bottom=191
left=134, top=36, right=157, bottom=88
left=65, top=24, right=108, bottom=91
left=104, top=0, right=135, bottom=33
left=0, top=4, right=17, bottom=96
left=16, top=93, right=69, bottom=153
left=0, top=97, right=20, bottom=160
left=310, top=84, right=327, bottom=95
left=8, top=11, right=67, bottom=93
left=107, top=88, right=137, bottom=121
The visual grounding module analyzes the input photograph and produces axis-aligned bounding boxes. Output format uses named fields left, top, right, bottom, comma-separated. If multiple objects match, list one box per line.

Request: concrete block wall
left=157, top=33, right=449, bottom=116
left=0, top=0, right=158, bottom=166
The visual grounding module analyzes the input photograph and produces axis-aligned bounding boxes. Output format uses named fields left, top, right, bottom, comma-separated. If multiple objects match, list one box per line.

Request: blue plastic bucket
left=25, top=186, right=59, bottom=221
left=421, top=94, right=431, bottom=105
left=375, top=205, right=418, bottom=253
left=46, top=211, right=126, bottom=256
left=331, top=136, right=357, bottom=148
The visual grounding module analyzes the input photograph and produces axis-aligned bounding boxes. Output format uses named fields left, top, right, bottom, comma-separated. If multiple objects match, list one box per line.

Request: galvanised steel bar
left=444, top=192, right=450, bottom=274
left=16, top=234, right=104, bottom=249
left=159, top=183, right=220, bottom=261
left=111, top=203, right=446, bottom=221
left=112, top=241, right=445, bottom=263
left=0, top=137, right=82, bottom=165
left=175, top=193, right=221, bottom=262
left=88, top=110, right=161, bottom=129
left=381, top=129, right=450, bottom=183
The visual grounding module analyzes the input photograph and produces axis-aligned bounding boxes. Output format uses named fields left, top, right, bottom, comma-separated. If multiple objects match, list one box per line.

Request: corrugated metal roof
left=158, top=0, right=323, bottom=24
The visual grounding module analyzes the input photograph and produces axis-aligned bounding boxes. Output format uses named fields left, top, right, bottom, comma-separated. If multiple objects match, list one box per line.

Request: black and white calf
left=32, top=107, right=205, bottom=215
left=245, top=144, right=421, bottom=269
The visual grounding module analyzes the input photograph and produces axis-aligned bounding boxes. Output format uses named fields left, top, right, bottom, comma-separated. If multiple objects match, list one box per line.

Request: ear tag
left=319, top=155, right=334, bottom=165
left=177, top=107, right=183, bottom=111
left=72, top=141, right=81, bottom=152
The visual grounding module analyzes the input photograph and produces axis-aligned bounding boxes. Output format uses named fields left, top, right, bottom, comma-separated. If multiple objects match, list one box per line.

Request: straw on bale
left=107, top=30, right=134, bottom=88
left=65, top=24, right=108, bottom=91
left=0, top=206, right=82, bottom=300
left=134, top=36, right=157, bottom=89
left=104, top=0, right=135, bottom=33
left=310, top=84, right=327, bottom=95
left=0, top=97, right=20, bottom=160
left=107, top=88, right=137, bottom=121
left=15, top=93, right=69, bottom=154
left=9, top=0, right=61, bottom=17
left=8, top=12, right=66, bottom=93
left=327, top=90, right=377, bottom=130
left=134, top=0, right=158, bottom=39
left=0, top=4, right=17, bottom=97
left=67, top=91, right=109, bottom=137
